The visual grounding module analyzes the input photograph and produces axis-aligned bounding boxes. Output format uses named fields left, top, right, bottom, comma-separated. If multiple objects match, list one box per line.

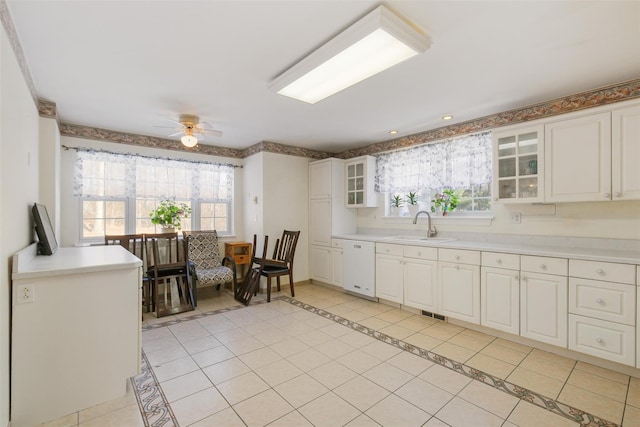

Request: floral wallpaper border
left=44, top=78, right=640, bottom=162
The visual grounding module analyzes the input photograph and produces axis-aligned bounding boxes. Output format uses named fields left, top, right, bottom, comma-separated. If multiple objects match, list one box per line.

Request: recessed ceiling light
left=442, top=115, right=454, bottom=121
left=389, top=130, right=398, bottom=135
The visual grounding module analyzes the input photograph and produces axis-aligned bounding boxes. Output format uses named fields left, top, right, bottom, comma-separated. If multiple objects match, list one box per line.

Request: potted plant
left=149, top=199, right=192, bottom=231
left=390, top=194, right=403, bottom=216
left=406, top=191, right=419, bottom=217
left=431, top=189, right=462, bottom=216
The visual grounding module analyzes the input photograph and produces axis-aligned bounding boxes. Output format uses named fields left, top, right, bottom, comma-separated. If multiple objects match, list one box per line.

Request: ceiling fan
left=156, top=114, right=223, bottom=147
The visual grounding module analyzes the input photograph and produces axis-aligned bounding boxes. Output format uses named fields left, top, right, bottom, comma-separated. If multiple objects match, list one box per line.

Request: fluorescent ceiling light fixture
left=269, top=5, right=431, bottom=104
left=442, top=115, right=453, bottom=120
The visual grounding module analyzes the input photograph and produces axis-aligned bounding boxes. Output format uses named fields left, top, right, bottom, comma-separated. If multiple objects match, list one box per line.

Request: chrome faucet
left=412, top=210, right=437, bottom=238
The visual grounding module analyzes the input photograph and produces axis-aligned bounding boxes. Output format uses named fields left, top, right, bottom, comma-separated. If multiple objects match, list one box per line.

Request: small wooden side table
left=224, top=242, right=252, bottom=285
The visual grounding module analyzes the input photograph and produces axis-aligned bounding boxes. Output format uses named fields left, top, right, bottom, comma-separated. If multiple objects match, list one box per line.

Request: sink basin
left=383, top=236, right=456, bottom=244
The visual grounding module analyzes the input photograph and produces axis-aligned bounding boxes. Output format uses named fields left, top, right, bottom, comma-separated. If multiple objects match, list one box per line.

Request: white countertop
left=13, top=245, right=143, bottom=280
left=334, top=234, right=640, bottom=265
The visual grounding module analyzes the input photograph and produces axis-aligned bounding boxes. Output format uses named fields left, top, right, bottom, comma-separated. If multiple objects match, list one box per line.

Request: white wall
left=242, top=151, right=310, bottom=282
left=0, top=29, right=40, bottom=426
left=39, top=117, right=61, bottom=236
left=59, top=136, right=244, bottom=247
left=357, top=192, right=640, bottom=240
left=262, top=152, right=309, bottom=281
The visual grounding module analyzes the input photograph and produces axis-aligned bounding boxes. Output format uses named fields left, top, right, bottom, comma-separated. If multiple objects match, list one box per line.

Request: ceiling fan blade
left=153, top=125, right=182, bottom=130
left=168, top=131, right=184, bottom=137
left=165, top=118, right=186, bottom=127
left=194, top=127, right=222, bottom=137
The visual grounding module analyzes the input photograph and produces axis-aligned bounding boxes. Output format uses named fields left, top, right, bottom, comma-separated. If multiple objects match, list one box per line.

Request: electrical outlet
left=510, top=213, right=521, bottom=224
left=16, top=284, right=34, bottom=304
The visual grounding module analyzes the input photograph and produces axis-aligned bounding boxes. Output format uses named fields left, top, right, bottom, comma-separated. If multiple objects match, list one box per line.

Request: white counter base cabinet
left=520, top=271, right=568, bottom=348
left=404, top=257, right=438, bottom=313
left=569, top=315, right=635, bottom=367
left=438, top=249, right=481, bottom=325
left=11, top=244, right=142, bottom=427
left=375, top=243, right=403, bottom=303
left=310, top=245, right=332, bottom=284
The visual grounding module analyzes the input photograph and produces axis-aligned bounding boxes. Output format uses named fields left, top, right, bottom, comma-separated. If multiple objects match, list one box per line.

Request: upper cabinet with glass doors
left=345, top=155, right=377, bottom=208
left=492, top=125, right=544, bottom=203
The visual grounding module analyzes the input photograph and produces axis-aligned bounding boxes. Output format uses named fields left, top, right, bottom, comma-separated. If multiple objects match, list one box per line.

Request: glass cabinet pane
left=347, top=165, right=355, bottom=178
left=518, top=132, right=538, bottom=155
left=356, top=177, right=363, bottom=191
left=498, top=136, right=516, bottom=157
left=356, top=192, right=363, bottom=204
left=519, top=155, right=538, bottom=176
left=347, top=193, right=355, bottom=204
left=498, top=179, right=517, bottom=199
left=348, top=179, right=355, bottom=191
left=356, top=163, right=363, bottom=176
left=498, top=158, right=516, bottom=178
left=519, top=177, right=538, bottom=198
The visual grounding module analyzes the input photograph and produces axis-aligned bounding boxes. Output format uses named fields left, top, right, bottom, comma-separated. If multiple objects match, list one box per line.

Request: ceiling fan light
left=181, top=134, right=198, bottom=147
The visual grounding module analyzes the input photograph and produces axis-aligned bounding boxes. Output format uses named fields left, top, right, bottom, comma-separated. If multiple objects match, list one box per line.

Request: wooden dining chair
left=235, top=234, right=268, bottom=306
left=104, top=234, right=149, bottom=311
left=257, top=230, right=300, bottom=302
left=144, top=232, right=194, bottom=317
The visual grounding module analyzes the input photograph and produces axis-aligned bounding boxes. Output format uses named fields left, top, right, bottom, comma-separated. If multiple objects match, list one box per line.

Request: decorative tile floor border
left=135, top=296, right=619, bottom=427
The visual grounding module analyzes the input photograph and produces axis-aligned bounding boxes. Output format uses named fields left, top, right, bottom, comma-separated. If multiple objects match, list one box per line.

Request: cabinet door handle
left=596, top=298, right=605, bottom=305
left=455, top=255, right=460, bottom=260
left=354, top=245, right=361, bottom=249
left=596, top=269, right=604, bottom=275
left=417, top=252, right=422, bottom=256
left=514, top=274, right=519, bottom=280
left=596, top=337, right=604, bottom=344
left=455, top=265, right=460, bottom=271
left=603, top=193, right=610, bottom=198
left=521, top=276, right=528, bottom=282
left=539, top=264, right=547, bottom=270
left=614, top=192, right=621, bottom=198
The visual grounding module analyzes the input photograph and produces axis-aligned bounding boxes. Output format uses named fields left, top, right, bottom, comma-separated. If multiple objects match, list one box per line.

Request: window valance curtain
left=73, top=149, right=234, bottom=201
left=375, top=131, right=492, bottom=194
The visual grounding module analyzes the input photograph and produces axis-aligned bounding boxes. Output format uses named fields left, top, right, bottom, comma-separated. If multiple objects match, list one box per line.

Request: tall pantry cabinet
left=309, top=158, right=357, bottom=285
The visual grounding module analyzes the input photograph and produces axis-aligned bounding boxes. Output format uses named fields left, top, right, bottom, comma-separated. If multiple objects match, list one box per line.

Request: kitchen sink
left=383, top=236, right=456, bottom=244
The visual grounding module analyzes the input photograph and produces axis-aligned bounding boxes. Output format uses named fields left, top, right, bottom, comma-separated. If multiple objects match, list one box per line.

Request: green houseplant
left=149, top=199, right=191, bottom=230
left=390, top=194, right=403, bottom=216
left=406, top=191, right=419, bottom=216
left=431, top=189, right=462, bottom=216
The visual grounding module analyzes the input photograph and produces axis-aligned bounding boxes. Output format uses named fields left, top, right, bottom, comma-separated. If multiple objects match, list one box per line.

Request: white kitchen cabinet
left=492, top=125, right=544, bottom=203
left=569, top=314, right=635, bottom=367
left=309, top=159, right=333, bottom=199
left=520, top=266, right=568, bottom=348
left=403, top=246, right=438, bottom=313
left=310, top=245, right=332, bottom=284
left=544, top=112, right=612, bottom=202
left=375, top=243, right=403, bottom=303
left=309, top=198, right=332, bottom=246
left=308, top=158, right=357, bottom=286
left=612, top=103, right=640, bottom=200
left=438, top=249, right=481, bottom=324
left=481, top=251, right=521, bottom=335
left=345, top=155, right=377, bottom=208
left=11, top=244, right=142, bottom=427
left=331, top=239, right=344, bottom=286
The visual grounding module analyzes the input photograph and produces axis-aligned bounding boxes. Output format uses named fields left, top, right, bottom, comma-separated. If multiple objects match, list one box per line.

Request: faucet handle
left=429, top=226, right=438, bottom=237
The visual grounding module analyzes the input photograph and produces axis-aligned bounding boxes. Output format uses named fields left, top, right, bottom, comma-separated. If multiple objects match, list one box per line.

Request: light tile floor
left=43, top=284, right=640, bottom=426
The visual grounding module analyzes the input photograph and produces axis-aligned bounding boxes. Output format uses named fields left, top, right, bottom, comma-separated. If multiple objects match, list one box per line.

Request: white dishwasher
left=343, top=240, right=376, bottom=297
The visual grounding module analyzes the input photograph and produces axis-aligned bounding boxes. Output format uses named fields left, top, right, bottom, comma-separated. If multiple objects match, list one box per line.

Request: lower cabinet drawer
left=568, top=314, right=636, bottom=366
left=569, top=277, right=636, bottom=325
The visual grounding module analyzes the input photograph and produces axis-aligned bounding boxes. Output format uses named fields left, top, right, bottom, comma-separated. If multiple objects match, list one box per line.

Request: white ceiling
left=7, top=1, right=640, bottom=153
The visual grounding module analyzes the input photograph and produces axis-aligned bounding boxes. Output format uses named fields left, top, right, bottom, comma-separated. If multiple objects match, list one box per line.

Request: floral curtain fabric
left=375, top=131, right=492, bottom=195
left=73, top=149, right=234, bottom=202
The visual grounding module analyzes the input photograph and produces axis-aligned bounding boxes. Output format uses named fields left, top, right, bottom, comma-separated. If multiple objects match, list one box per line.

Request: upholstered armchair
left=183, top=230, right=236, bottom=306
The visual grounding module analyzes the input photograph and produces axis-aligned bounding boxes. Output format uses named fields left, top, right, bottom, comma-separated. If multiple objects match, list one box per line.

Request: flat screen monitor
left=32, top=203, right=58, bottom=255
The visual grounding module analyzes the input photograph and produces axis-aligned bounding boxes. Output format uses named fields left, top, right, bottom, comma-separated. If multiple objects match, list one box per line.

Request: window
left=74, top=149, right=235, bottom=240
left=375, top=131, right=492, bottom=214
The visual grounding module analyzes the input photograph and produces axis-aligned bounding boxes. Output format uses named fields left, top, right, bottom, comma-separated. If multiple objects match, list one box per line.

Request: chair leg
left=289, top=270, right=295, bottom=298
left=276, top=276, right=281, bottom=291
left=267, top=276, right=271, bottom=302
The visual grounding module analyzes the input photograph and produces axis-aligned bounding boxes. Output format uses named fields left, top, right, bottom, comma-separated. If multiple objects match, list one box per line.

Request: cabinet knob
left=455, top=255, right=460, bottom=260
left=596, top=298, right=605, bottom=305
left=614, top=192, right=621, bottom=198
left=596, top=269, right=604, bottom=275
left=417, top=252, right=422, bottom=256
left=596, top=337, right=604, bottom=344
left=496, top=259, right=502, bottom=264
left=455, top=265, right=460, bottom=271
left=539, top=264, right=547, bottom=270
left=514, top=274, right=519, bottom=280
left=494, top=197, right=499, bottom=201
left=603, top=193, right=610, bottom=198
left=521, top=276, right=528, bottom=282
